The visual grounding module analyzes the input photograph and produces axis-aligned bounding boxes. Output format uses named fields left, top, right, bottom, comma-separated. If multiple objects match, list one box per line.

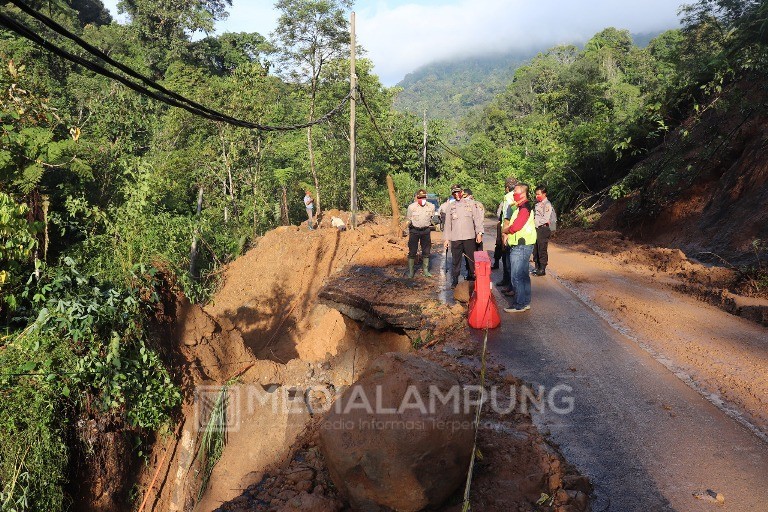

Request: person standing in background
left=406, top=189, right=436, bottom=278
left=464, top=188, right=484, bottom=251
left=494, top=177, right=517, bottom=281
left=499, top=177, right=519, bottom=295
left=533, top=185, right=553, bottom=276
left=304, top=190, right=315, bottom=230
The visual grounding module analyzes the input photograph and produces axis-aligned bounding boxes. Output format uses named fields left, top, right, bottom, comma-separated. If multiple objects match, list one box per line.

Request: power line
left=8, top=0, right=236, bottom=121
left=0, top=7, right=351, bottom=132
left=436, top=138, right=478, bottom=166
left=357, top=87, right=409, bottom=169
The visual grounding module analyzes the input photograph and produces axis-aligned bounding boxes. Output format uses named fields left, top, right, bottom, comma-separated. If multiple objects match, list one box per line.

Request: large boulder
left=320, top=353, right=475, bottom=511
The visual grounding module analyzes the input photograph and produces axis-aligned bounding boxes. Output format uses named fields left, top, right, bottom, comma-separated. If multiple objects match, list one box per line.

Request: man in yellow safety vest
left=502, top=183, right=537, bottom=313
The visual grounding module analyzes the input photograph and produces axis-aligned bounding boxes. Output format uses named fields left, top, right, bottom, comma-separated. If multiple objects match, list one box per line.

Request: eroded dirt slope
left=204, top=221, right=408, bottom=363
left=595, top=78, right=768, bottom=266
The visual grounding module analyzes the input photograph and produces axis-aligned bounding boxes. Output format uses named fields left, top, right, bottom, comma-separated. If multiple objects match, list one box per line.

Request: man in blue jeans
left=502, top=183, right=537, bottom=313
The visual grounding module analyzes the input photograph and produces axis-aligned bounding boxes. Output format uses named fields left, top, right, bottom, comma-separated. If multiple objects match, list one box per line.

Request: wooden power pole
left=422, top=110, right=428, bottom=187
left=349, top=11, right=358, bottom=229
left=386, top=174, right=400, bottom=237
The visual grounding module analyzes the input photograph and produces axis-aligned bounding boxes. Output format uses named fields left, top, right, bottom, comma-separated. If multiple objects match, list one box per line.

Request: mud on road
left=551, top=229, right=768, bottom=438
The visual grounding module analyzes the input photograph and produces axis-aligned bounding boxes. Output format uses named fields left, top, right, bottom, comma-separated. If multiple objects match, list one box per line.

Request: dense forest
left=393, top=49, right=538, bottom=122
left=1, top=0, right=766, bottom=509
left=392, top=32, right=661, bottom=123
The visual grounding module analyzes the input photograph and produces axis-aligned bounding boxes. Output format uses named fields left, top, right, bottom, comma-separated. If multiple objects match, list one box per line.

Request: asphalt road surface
left=472, top=222, right=768, bottom=511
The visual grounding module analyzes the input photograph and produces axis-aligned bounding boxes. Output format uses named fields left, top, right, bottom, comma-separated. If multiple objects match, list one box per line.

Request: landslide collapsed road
left=140, top=215, right=590, bottom=512
left=484, top=222, right=768, bottom=511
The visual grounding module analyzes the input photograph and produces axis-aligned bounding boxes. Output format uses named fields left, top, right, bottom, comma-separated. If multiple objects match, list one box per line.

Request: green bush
left=0, top=192, right=42, bottom=312
left=0, top=257, right=181, bottom=511
left=0, top=332, right=73, bottom=511
left=24, top=259, right=181, bottom=430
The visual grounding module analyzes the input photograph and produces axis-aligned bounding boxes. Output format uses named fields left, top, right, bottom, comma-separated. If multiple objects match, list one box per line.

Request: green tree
left=117, top=0, right=233, bottom=73
left=272, top=0, right=353, bottom=217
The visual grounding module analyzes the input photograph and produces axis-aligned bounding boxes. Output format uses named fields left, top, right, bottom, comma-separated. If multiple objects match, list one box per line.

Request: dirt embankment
left=553, top=228, right=768, bottom=326
left=131, top=216, right=420, bottom=512
left=127, top=213, right=590, bottom=512
left=594, top=78, right=768, bottom=268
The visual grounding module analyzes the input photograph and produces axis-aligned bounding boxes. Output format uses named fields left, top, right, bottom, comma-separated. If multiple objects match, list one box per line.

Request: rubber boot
left=422, top=258, right=432, bottom=277
left=407, top=258, right=415, bottom=278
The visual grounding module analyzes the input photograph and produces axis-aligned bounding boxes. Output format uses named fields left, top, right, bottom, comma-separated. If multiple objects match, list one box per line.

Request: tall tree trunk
left=386, top=174, right=400, bottom=237
left=222, top=178, right=229, bottom=224
left=190, top=187, right=204, bottom=279
left=307, top=126, right=320, bottom=217
left=307, top=86, right=321, bottom=218
left=280, top=185, right=289, bottom=225
left=220, top=126, right=237, bottom=219
left=253, top=136, right=262, bottom=232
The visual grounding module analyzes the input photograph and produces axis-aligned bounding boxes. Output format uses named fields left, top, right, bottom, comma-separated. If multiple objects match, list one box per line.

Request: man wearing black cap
left=442, top=184, right=484, bottom=287
left=406, top=188, right=436, bottom=278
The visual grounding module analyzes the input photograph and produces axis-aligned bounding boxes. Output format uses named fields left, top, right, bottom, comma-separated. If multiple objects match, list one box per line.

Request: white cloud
left=100, top=0, right=683, bottom=86
left=216, top=3, right=279, bottom=35
left=356, top=0, right=683, bottom=85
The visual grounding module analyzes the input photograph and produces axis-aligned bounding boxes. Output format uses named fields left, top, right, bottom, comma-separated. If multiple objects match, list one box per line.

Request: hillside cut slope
left=596, top=78, right=768, bottom=268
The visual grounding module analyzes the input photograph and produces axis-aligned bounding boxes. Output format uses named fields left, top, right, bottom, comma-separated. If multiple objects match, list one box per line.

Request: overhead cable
left=0, top=8, right=350, bottom=132
left=7, top=0, right=236, bottom=120
left=357, top=87, right=408, bottom=168
left=436, top=138, right=478, bottom=166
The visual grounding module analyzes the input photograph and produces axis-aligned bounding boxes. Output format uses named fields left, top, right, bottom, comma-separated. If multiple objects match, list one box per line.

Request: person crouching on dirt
left=406, top=188, right=436, bottom=278
left=502, top=183, right=537, bottom=313
left=443, top=184, right=484, bottom=288
left=533, top=185, right=553, bottom=276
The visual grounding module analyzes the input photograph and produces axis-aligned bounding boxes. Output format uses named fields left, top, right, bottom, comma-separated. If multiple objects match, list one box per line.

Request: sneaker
left=533, top=270, right=546, bottom=276
left=504, top=305, right=530, bottom=313
left=501, top=288, right=515, bottom=296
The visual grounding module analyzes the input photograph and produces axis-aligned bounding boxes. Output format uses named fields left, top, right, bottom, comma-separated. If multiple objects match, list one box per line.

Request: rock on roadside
left=319, top=352, right=474, bottom=512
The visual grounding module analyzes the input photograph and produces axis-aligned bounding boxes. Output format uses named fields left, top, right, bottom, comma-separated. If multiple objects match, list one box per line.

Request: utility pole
left=349, top=11, right=358, bottom=229
left=422, top=110, right=428, bottom=187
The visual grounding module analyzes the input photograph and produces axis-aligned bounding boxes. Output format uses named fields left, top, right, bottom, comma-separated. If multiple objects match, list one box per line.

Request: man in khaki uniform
left=406, top=188, right=436, bottom=278
left=442, top=184, right=484, bottom=287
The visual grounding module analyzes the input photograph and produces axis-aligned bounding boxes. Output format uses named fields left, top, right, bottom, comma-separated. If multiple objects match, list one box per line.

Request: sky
left=100, top=0, right=684, bottom=86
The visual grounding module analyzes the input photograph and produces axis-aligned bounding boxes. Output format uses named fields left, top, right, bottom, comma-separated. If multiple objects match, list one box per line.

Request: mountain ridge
left=393, top=31, right=663, bottom=122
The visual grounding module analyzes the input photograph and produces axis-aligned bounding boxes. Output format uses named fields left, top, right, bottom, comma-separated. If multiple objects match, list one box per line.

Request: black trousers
left=493, top=221, right=503, bottom=265
left=451, top=239, right=476, bottom=282
left=534, top=225, right=551, bottom=270
left=408, top=227, right=432, bottom=259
